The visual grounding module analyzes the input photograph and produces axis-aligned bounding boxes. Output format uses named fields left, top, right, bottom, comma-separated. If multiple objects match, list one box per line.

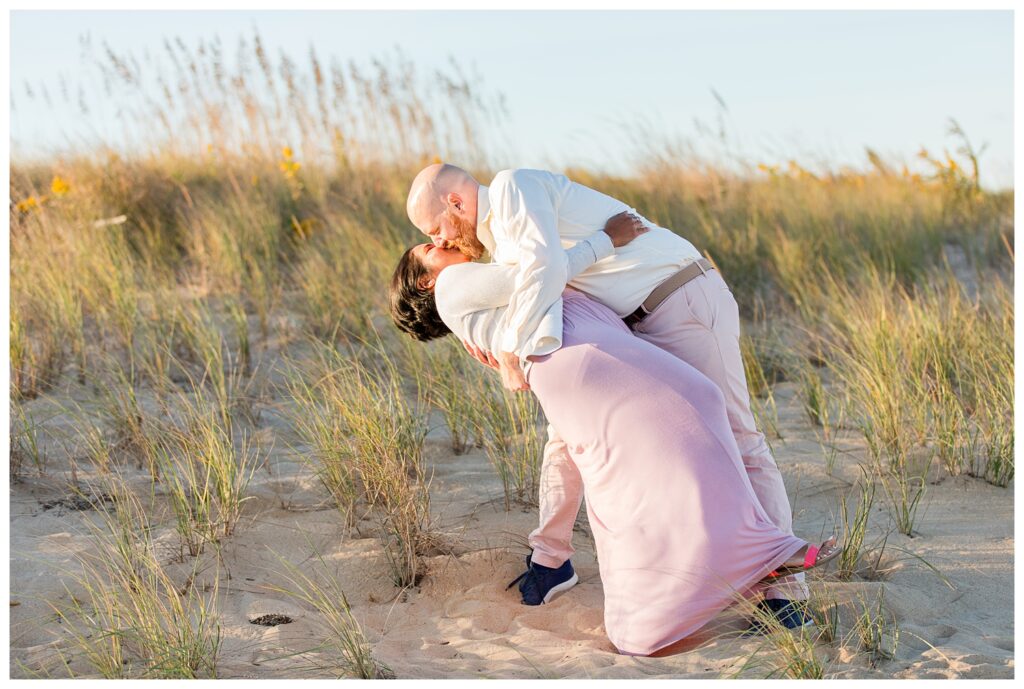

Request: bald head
left=405, top=163, right=484, bottom=258
left=406, top=163, right=480, bottom=231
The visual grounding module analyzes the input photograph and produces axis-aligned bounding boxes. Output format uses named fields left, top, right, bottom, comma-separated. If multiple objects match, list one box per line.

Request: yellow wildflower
left=279, top=160, right=301, bottom=178
left=15, top=196, right=41, bottom=213
left=282, top=146, right=294, bottom=159
left=50, top=176, right=70, bottom=196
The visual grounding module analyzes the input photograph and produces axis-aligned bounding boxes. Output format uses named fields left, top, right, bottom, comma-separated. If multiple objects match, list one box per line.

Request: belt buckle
left=626, top=303, right=650, bottom=328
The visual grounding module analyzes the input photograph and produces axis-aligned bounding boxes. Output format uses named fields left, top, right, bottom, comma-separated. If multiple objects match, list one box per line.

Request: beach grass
left=269, top=548, right=393, bottom=678
left=47, top=479, right=222, bottom=678
left=853, top=590, right=900, bottom=668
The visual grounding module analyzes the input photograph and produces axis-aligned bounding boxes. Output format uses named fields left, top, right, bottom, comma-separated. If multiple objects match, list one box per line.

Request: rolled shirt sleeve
left=491, top=170, right=571, bottom=355
left=519, top=233, right=613, bottom=358
left=437, top=230, right=614, bottom=364
left=568, top=231, right=614, bottom=280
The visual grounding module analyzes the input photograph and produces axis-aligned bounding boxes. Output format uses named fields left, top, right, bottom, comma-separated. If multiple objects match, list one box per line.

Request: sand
left=8, top=349, right=1015, bottom=679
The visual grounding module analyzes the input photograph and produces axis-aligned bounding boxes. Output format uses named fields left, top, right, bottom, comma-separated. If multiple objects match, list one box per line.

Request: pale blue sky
left=10, top=10, right=1015, bottom=188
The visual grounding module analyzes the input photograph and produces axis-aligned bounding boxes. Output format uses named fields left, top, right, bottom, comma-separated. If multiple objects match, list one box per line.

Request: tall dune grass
left=422, top=337, right=490, bottom=454
left=50, top=480, right=221, bottom=678
left=474, top=373, right=546, bottom=509
left=269, top=548, right=392, bottom=678
left=155, top=382, right=261, bottom=557
left=284, top=340, right=432, bottom=586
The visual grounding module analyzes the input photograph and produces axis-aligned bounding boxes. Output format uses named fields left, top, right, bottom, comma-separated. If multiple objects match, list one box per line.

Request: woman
left=388, top=229, right=838, bottom=656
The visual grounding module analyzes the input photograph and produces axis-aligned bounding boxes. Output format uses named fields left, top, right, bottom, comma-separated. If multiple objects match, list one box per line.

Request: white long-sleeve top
left=476, top=169, right=703, bottom=356
left=434, top=234, right=611, bottom=368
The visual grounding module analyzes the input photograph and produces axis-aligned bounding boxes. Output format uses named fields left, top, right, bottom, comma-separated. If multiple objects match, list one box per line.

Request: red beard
left=445, top=209, right=486, bottom=260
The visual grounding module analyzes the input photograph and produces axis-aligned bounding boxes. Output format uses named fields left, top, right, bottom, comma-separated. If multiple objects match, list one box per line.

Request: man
left=405, top=163, right=811, bottom=630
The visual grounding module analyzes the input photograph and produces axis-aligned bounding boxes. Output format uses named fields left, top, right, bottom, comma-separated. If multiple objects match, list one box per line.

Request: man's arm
left=497, top=197, right=650, bottom=390
left=462, top=210, right=647, bottom=375
left=491, top=209, right=643, bottom=380
left=461, top=227, right=604, bottom=375
left=463, top=225, right=600, bottom=375
left=566, top=211, right=647, bottom=280
left=492, top=171, right=566, bottom=360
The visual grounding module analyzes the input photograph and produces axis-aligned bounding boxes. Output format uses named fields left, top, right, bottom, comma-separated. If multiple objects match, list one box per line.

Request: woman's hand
left=461, top=341, right=528, bottom=391
left=602, top=211, right=649, bottom=247
left=462, top=339, right=500, bottom=370
left=498, top=350, right=530, bottom=392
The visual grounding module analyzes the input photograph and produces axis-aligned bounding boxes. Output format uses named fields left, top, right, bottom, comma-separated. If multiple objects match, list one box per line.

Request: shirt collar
left=476, top=184, right=496, bottom=255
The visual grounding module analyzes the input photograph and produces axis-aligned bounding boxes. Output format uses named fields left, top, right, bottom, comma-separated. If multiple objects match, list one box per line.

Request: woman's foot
left=763, top=535, right=840, bottom=580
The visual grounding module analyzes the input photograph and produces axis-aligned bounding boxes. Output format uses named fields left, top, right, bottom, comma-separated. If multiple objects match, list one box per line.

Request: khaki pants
left=528, top=270, right=808, bottom=600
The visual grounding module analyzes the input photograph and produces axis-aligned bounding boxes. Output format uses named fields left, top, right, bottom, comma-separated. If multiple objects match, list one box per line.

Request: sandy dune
left=9, top=366, right=1014, bottom=679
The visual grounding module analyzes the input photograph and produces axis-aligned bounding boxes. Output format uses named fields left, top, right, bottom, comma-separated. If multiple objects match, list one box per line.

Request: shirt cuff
left=501, top=328, right=521, bottom=355
left=586, top=231, right=615, bottom=261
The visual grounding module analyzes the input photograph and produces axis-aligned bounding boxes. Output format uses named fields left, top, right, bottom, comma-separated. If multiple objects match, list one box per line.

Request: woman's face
left=413, top=242, right=471, bottom=291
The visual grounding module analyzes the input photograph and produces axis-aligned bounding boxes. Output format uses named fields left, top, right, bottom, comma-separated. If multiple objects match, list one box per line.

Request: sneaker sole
left=542, top=572, right=579, bottom=604
left=783, top=619, right=816, bottom=631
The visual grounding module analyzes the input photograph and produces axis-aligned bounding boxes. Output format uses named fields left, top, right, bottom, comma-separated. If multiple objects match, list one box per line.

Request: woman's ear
left=417, top=275, right=436, bottom=291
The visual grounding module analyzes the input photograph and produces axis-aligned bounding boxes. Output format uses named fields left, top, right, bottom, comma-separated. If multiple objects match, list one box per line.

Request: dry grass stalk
left=268, top=548, right=393, bottom=678
left=47, top=479, right=222, bottom=678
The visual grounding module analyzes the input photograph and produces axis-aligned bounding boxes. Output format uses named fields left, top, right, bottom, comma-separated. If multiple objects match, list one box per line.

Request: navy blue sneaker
left=744, top=598, right=815, bottom=635
left=505, top=551, right=579, bottom=605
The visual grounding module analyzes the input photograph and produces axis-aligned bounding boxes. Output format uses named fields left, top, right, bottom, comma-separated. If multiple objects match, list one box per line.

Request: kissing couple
left=389, top=164, right=839, bottom=656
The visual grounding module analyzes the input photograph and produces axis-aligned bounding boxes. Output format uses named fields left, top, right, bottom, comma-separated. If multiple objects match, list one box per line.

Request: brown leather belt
left=623, top=258, right=715, bottom=329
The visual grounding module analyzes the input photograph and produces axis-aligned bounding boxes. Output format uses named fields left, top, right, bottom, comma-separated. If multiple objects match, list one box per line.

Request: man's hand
left=462, top=339, right=500, bottom=370
left=498, top=350, right=530, bottom=392
left=602, top=211, right=649, bottom=248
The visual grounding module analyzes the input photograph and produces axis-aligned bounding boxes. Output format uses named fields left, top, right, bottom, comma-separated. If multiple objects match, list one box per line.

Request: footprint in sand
left=440, top=601, right=516, bottom=639
left=513, top=603, right=604, bottom=642
left=467, top=605, right=516, bottom=635
left=915, top=623, right=958, bottom=645
left=953, top=654, right=1014, bottom=678
left=983, top=636, right=1013, bottom=653
left=900, top=622, right=958, bottom=653
left=908, top=651, right=1013, bottom=680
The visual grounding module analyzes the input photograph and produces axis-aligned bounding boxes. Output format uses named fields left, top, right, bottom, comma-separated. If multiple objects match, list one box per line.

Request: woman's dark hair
left=389, top=247, right=451, bottom=341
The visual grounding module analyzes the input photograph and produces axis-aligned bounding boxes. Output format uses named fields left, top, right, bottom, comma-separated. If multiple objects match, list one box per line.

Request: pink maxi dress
left=526, top=290, right=806, bottom=656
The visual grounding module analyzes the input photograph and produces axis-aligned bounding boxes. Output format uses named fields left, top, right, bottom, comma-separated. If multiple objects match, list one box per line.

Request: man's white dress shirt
left=434, top=236, right=608, bottom=370
left=475, top=169, right=703, bottom=359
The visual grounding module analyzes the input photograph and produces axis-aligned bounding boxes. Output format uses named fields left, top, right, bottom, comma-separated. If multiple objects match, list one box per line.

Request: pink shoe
left=761, top=535, right=840, bottom=581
